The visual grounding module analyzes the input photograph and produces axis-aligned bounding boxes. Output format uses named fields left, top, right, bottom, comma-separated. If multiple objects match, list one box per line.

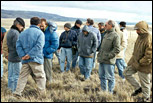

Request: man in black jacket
left=71, top=19, right=83, bottom=70
left=59, top=23, right=77, bottom=72
left=6, top=17, right=25, bottom=92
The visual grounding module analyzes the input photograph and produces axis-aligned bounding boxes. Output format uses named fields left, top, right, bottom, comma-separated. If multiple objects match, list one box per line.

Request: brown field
left=1, top=18, right=152, bottom=102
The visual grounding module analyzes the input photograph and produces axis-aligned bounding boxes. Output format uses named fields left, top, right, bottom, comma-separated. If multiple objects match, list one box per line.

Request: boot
left=137, top=97, right=150, bottom=102
left=131, top=87, right=142, bottom=96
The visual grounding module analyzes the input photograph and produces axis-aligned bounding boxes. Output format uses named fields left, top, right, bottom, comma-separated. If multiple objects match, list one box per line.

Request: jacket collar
left=11, top=25, right=21, bottom=33
left=106, top=28, right=114, bottom=33
left=44, top=26, right=49, bottom=31
left=30, top=25, right=41, bottom=30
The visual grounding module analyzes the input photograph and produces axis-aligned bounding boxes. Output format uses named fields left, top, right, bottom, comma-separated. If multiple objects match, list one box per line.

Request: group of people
left=1, top=16, right=152, bottom=102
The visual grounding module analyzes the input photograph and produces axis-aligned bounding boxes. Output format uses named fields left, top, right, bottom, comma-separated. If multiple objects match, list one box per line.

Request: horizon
left=1, top=1, right=152, bottom=23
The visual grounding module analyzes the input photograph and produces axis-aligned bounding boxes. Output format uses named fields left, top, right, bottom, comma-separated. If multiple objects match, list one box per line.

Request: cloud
left=1, top=1, right=152, bottom=22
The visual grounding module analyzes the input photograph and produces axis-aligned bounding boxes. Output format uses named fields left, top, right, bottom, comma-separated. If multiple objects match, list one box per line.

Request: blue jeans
left=72, top=51, right=79, bottom=68
left=99, top=63, right=115, bottom=93
left=8, top=61, right=22, bottom=92
left=1, top=54, right=3, bottom=78
left=79, top=56, right=93, bottom=79
left=92, top=52, right=97, bottom=69
left=60, top=48, right=72, bottom=72
left=55, top=50, right=60, bottom=64
left=115, top=59, right=126, bottom=79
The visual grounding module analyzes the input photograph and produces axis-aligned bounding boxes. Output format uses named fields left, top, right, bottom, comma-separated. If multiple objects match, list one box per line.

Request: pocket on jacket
left=87, top=48, right=92, bottom=55
left=103, top=53, right=109, bottom=61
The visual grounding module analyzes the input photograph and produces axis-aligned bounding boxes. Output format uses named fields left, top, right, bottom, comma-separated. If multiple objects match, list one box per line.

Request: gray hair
left=13, top=20, right=20, bottom=26
left=108, top=20, right=115, bottom=27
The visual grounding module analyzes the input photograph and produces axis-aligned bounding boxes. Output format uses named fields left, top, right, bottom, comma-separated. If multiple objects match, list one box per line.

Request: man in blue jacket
left=59, top=23, right=77, bottom=72
left=41, top=18, right=59, bottom=87
left=86, top=18, right=101, bottom=69
left=13, top=17, right=46, bottom=98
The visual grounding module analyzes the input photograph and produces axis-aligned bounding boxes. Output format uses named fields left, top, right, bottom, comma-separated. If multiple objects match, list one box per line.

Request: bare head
left=30, top=17, right=41, bottom=28
left=105, top=20, right=115, bottom=31
left=40, top=18, right=48, bottom=30
left=86, top=18, right=94, bottom=26
left=98, top=22, right=105, bottom=30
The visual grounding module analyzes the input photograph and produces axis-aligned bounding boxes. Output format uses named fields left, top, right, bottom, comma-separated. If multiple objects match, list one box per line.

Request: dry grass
left=1, top=19, right=152, bottom=102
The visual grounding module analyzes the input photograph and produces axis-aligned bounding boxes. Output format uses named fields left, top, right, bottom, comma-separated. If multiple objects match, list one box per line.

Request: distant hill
left=1, top=9, right=152, bottom=25
left=1, top=9, right=84, bottom=21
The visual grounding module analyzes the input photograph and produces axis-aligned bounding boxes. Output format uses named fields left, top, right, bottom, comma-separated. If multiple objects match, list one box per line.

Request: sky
left=1, top=1, right=152, bottom=23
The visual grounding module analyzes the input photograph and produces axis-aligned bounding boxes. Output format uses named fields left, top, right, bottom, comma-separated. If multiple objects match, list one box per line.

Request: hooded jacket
left=77, top=25, right=98, bottom=58
left=97, top=28, right=120, bottom=64
left=128, top=21, right=152, bottom=74
left=88, top=25, right=101, bottom=48
left=43, top=22, right=59, bottom=59
left=114, top=22, right=127, bottom=59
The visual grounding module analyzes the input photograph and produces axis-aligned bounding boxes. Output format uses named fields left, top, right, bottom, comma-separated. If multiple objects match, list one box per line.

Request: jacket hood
left=82, top=25, right=90, bottom=33
left=134, top=21, right=149, bottom=34
left=47, top=21, right=58, bottom=33
left=114, top=22, right=123, bottom=36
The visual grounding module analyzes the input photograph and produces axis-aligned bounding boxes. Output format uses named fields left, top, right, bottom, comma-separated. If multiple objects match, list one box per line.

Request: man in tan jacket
left=123, top=21, right=152, bottom=102
left=2, top=31, right=8, bottom=59
left=114, top=22, right=127, bottom=80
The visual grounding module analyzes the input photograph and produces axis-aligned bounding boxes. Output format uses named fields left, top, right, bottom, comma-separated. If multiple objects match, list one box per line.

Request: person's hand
left=22, top=55, right=30, bottom=60
left=5, top=56, right=8, bottom=60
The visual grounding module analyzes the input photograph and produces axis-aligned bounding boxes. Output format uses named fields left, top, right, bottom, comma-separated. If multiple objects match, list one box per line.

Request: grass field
left=1, top=18, right=152, bottom=102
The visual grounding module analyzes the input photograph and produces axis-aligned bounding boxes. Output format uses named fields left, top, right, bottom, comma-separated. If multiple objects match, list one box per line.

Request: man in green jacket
left=97, top=20, right=120, bottom=94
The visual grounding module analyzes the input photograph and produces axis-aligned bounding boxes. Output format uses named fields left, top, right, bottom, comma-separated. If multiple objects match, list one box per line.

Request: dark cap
left=64, top=23, right=71, bottom=29
left=75, top=19, right=82, bottom=25
left=119, top=21, right=126, bottom=27
left=16, top=17, right=25, bottom=28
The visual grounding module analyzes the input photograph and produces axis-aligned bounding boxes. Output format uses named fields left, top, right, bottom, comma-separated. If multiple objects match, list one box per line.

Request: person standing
left=1, top=27, right=7, bottom=79
left=123, top=21, right=152, bottom=102
left=114, top=22, right=127, bottom=80
left=86, top=18, right=101, bottom=69
left=119, top=21, right=128, bottom=59
left=97, top=22, right=106, bottom=51
left=119, top=21, right=128, bottom=41
left=97, top=20, right=120, bottom=93
left=41, top=18, right=59, bottom=87
left=77, top=25, right=98, bottom=80
left=6, top=18, right=25, bottom=92
left=59, top=23, right=77, bottom=72
left=13, top=17, right=46, bottom=98
left=71, top=19, right=83, bottom=70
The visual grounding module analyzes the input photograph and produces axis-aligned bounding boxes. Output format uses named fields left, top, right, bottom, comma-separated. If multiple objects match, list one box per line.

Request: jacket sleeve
left=2, top=33, right=8, bottom=57
left=12, top=32, right=19, bottom=48
left=58, top=33, right=63, bottom=49
left=97, top=30, right=101, bottom=48
left=139, top=41, right=152, bottom=66
left=45, top=32, right=59, bottom=54
left=92, top=33, right=98, bottom=53
left=72, top=31, right=77, bottom=46
left=16, top=36, right=26, bottom=58
left=108, top=35, right=120, bottom=59
left=27, top=33, right=45, bottom=59
left=120, top=32, right=127, bottom=51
